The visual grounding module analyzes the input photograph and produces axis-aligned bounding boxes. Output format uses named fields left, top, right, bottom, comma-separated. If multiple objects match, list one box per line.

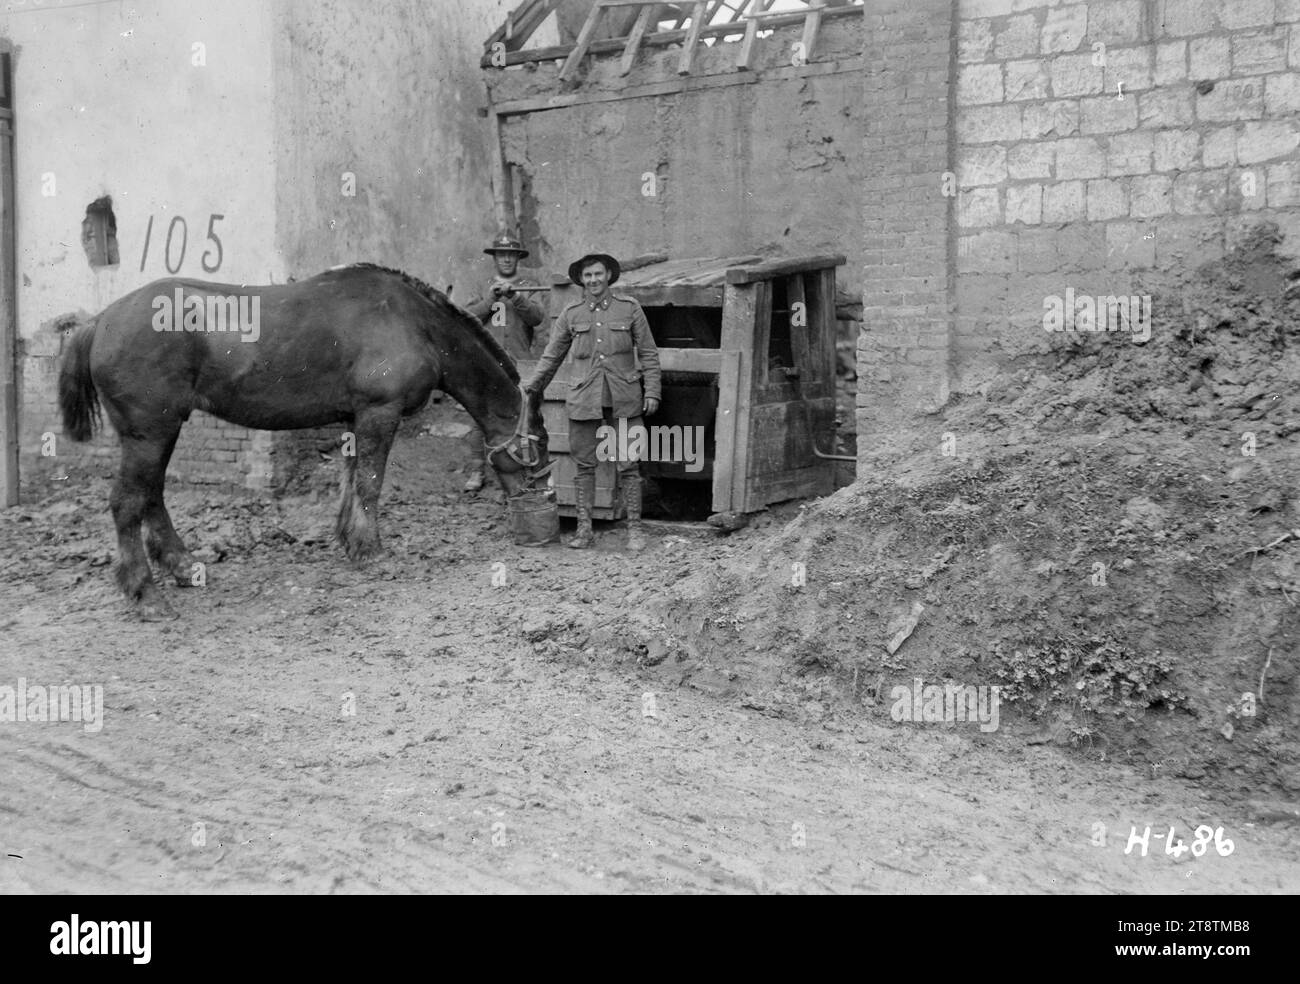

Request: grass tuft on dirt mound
left=656, top=222, right=1299, bottom=796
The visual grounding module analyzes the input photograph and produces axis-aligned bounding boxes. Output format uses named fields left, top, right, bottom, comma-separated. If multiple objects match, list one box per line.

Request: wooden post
left=0, top=55, right=16, bottom=507
left=720, top=281, right=763, bottom=512
left=800, top=5, right=822, bottom=62
left=619, top=4, right=656, bottom=76
left=736, top=15, right=760, bottom=70
left=813, top=267, right=837, bottom=386
left=558, top=2, right=606, bottom=81
left=712, top=348, right=742, bottom=513
left=787, top=273, right=812, bottom=378
left=488, top=109, right=515, bottom=233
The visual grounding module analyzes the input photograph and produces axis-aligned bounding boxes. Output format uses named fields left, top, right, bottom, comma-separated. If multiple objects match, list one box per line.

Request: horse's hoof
left=345, top=540, right=382, bottom=565
left=138, top=600, right=178, bottom=622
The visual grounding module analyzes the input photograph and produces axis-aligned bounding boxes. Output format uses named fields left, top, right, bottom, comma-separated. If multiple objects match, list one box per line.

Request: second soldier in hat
left=462, top=233, right=548, bottom=492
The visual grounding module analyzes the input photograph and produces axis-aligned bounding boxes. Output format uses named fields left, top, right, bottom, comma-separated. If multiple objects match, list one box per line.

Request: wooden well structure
left=517, top=252, right=844, bottom=521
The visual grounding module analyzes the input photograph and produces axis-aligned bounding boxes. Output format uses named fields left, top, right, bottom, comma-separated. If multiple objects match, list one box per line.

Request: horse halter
left=484, top=384, right=543, bottom=470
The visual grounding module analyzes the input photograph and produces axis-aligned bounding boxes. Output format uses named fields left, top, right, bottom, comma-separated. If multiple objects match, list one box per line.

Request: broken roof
left=482, top=0, right=864, bottom=73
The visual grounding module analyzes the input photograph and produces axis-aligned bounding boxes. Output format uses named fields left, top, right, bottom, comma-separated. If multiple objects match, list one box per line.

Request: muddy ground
left=3, top=228, right=1299, bottom=895
left=2, top=395, right=1298, bottom=895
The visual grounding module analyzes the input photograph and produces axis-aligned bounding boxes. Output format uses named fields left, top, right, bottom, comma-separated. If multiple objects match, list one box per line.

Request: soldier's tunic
left=465, top=275, right=546, bottom=361
left=528, top=291, right=661, bottom=478
left=530, top=292, right=661, bottom=419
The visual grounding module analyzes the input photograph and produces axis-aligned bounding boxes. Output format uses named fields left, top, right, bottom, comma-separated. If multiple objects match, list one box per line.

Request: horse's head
left=484, top=387, right=550, bottom=497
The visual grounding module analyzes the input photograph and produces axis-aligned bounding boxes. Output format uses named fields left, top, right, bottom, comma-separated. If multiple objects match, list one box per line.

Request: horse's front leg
left=339, top=404, right=401, bottom=563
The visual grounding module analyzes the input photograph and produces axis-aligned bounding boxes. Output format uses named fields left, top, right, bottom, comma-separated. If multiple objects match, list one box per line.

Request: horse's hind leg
left=112, top=434, right=177, bottom=620
left=334, top=431, right=358, bottom=549
left=143, top=427, right=198, bottom=586
left=337, top=405, right=400, bottom=563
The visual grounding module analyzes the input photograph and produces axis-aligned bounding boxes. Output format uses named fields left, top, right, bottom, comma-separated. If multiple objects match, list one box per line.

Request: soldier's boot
left=624, top=473, right=647, bottom=552
left=568, top=474, right=595, bottom=549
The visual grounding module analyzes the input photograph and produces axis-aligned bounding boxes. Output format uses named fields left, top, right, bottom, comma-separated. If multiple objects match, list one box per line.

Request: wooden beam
left=657, top=348, right=723, bottom=373
left=736, top=14, right=760, bottom=70
left=725, top=253, right=846, bottom=284
left=728, top=0, right=755, bottom=23
left=619, top=284, right=724, bottom=308
left=619, top=250, right=671, bottom=272
left=558, top=2, right=606, bottom=82
left=677, top=0, right=709, bottom=74
left=492, top=54, right=863, bottom=114
left=488, top=110, right=514, bottom=232
left=619, top=4, right=656, bottom=76
left=800, top=5, right=823, bottom=62
left=485, top=0, right=555, bottom=52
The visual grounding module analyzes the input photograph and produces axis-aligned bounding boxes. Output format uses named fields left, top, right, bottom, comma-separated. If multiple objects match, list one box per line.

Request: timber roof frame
left=480, top=0, right=864, bottom=73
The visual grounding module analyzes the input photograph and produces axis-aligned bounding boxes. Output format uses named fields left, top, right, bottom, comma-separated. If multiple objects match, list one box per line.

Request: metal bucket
left=507, top=488, right=560, bottom=546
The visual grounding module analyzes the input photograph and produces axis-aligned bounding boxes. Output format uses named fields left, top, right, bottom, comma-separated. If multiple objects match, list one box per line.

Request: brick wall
left=17, top=328, right=117, bottom=489
left=857, top=0, right=958, bottom=442
left=167, top=414, right=271, bottom=489
left=951, top=0, right=1300, bottom=387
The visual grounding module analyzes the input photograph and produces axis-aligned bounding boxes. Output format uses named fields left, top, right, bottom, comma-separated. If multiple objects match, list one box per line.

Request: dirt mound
left=651, top=222, right=1299, bottom=796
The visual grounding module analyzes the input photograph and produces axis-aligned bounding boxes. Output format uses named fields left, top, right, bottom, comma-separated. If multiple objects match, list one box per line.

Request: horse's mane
left=342, top=262, right=520, bottom=382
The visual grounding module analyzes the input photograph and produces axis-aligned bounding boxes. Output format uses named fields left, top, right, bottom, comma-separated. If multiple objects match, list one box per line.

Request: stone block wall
left=859, top=0, right=1300, bottom=435
left=951, top=0, right=1300, bottom=387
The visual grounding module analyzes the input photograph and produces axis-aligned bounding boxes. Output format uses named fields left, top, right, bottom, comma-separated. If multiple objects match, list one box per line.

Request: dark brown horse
left=59, top=263, right=548, bottom=619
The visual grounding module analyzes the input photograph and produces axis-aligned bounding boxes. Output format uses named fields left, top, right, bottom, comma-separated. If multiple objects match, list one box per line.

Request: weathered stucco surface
left=3, top=0, right=513, bottom=491
left=271, top=0, right=512, bottom=298
left=6, top=0, right=279, bottom=331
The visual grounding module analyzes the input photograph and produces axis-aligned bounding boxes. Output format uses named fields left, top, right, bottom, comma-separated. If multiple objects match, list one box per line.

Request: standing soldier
left=462, top=233, right=547, bottom=492
left=523, top=251, right=661, bottom=551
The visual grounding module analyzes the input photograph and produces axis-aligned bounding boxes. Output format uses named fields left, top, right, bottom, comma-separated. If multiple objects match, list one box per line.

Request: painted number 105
left=139, top=213, right=225, bottom=275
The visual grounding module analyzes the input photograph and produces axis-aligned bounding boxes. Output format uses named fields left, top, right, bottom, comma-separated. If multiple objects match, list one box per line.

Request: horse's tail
left=59, top=323, right=101, bottom=442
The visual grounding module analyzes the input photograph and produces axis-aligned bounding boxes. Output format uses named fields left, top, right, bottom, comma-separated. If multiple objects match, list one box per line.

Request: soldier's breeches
left=569, top=411, right=644, bottom=479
